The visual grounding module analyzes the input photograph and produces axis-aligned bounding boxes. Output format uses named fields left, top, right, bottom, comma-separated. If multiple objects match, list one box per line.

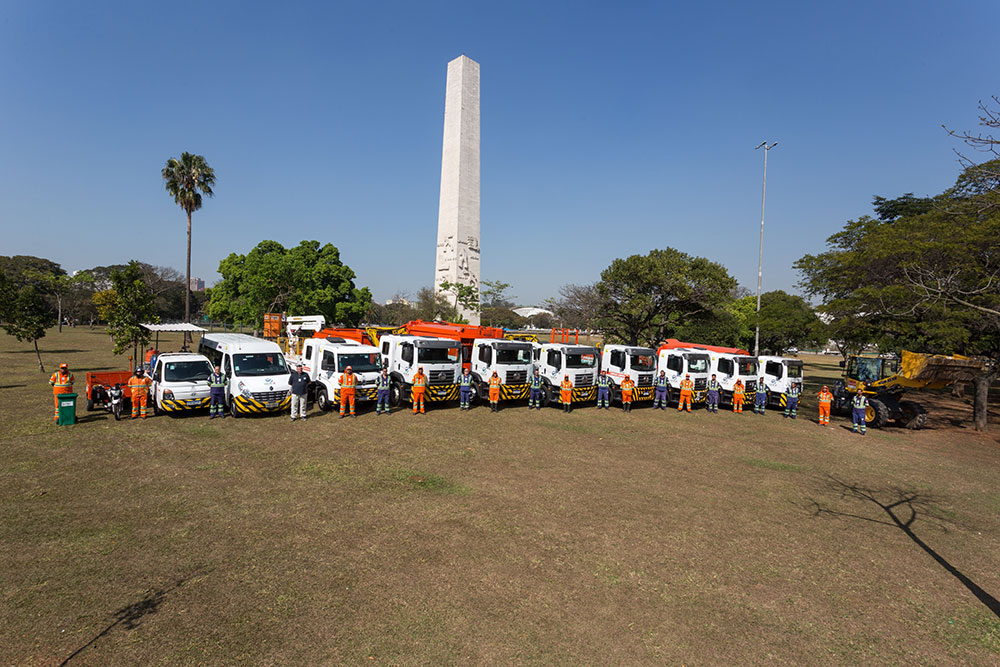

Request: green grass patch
left=740, top=457, right=803, bottom=472
left=938, top=608, right=1000, bottom=654
left=392, top=469, right=470, bottom=495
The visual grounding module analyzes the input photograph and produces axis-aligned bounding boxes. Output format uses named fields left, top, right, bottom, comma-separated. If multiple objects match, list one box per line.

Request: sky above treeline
left=1, top=0, right=996, bottom=306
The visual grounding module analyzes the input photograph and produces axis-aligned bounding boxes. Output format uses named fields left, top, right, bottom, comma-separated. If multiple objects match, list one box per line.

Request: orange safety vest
left=413, top=373, right=427, bottom=389
left=50, top=371, right=74, bottom=392
left=734, top=383, right=744, bottom=398
left=621, top=379, right=634, bottom=398
left=680, top=379, right=694, bottom=392
left=128, top=376, right=151, bottom=394
left=818, top=390, right=833, bottom=406
left=560, top=379, right=573, bottom=400
left=489, top=376, right=501, bottom=389
left=340, top=372, right=356, bottom=389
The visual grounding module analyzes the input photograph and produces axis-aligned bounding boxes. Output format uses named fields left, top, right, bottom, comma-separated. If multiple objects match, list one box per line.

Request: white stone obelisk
left=434, top=55, right=481, bottom=324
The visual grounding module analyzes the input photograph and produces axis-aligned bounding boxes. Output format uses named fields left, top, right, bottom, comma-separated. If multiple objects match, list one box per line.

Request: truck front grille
left=575, top=373, right=593, bottom=387
left=694, top=378, right=707, bottom=391
left=428, top=370, right=454, bottom=385
left=637, top=374, right=653, bottom=387
left=251, top=390, right=288, bottom=403
left=745, top=380, right=756, bottom=392
left=505, top=370, right=527, bottom=385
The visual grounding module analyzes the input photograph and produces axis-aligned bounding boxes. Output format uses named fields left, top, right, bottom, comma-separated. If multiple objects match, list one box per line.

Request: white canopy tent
left=141, top=323, right=207, bottom=353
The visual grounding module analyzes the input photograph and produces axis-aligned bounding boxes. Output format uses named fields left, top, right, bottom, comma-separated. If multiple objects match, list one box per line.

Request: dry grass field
left=3, top=328, right=1000, bottom=665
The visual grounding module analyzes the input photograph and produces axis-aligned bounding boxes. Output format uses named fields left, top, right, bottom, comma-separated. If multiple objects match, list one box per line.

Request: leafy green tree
left=438, top=280, right=480, bottom=319
left=94, top=261, right=160, bottom=362
left=548, top=283, right=602, bottom=330
left=162, top=152, right=216, bottom=329
left=210, top=240, right=372, bottom=330
left=0, top=273, right=56, bottom=371
left=480, top=280, right=514, bottom=309
left=481, top=306, right=527, bottom=329
left=595, top=248, right=737, bottom=347
left=754, top=290, right=825, bottom=354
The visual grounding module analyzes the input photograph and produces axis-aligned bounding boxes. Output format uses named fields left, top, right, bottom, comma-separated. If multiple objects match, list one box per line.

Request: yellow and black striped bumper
left=419, top=384, right=459, bottom=402
left=232, top=394, right=292, bottom=414
left=632, top=386, right=654, bottom=402
left=334, top=387, right=378, bottom=402
left=570, top=386, right=598, bottom=402
left=159, top=397, right=211, bottom=412
left=499, top=384, right=530, bottom=400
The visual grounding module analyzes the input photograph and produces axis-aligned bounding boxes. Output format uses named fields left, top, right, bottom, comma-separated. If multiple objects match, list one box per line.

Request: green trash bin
left=57, top=393, right=77, bottom=425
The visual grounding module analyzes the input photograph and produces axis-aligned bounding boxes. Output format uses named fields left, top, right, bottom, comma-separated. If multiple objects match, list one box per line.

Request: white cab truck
left=757, top=355, right=805, bottom=408
left=531, top=343, right=600, bottom=405
left=469, top=339, right=534, bottom=402
left=655, top=347, right=712, bottom=404
left=600, top=344, right=657, bottom=403
left=150, top=352, right=214, bottom=413
left=198, top=333, right=291, bottom=416
left=286, top=337, right=383, bottom=411
left=379, top=335, right=462, bottom=406
left=703, top=351, right=758, bottom=405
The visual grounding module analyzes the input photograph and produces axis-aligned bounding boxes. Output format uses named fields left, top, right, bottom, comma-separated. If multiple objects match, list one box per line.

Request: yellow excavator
left=834, top=351, right=986, bottom=429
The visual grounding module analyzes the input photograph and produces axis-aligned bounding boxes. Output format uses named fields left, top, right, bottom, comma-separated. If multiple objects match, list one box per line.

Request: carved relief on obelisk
left=434, top=55, right=481, bottom=324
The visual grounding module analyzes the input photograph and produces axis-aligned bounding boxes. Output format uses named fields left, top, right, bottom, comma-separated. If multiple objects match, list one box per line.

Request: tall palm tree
left=161, top=152, right=216, bottom=332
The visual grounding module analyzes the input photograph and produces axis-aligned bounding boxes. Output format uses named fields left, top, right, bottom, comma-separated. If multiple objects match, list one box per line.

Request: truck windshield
left=738, top=359, right=757, bottom=376
left=338, top=353, right=382, bottom=373
left=786, top=363, right=803, bottom=378
left=630, top=354, right=656, bottom=371
left=687, top=356, right=709, bottom=373
left=233, top=353, right=288, bottom=377
left=164, top=360, right=213, bottom=382
left=497, top=348, right=532, bottom=365
left=417, top=346, right=460, bottom=363
left=566, top=352, right=597, bottom=369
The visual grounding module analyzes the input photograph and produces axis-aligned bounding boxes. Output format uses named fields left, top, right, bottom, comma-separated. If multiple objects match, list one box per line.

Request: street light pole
left=754, top=141, right=777, bottom=357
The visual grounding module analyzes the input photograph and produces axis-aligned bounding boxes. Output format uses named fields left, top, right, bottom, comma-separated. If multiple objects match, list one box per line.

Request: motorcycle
left=107, top=383, right=124, bottom=420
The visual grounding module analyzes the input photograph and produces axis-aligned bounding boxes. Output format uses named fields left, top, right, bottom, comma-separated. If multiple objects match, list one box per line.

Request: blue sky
left=1, top=1, right=995, bottom=306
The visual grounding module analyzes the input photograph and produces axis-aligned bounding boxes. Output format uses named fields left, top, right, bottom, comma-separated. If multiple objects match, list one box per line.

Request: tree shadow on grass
left=807, top=475, right=1000, bottom=619
left=59, top=567, right=209, bottom=665
left=0, top=384, right=26, bottom=389
left=8, top=349, right=86, bottom=354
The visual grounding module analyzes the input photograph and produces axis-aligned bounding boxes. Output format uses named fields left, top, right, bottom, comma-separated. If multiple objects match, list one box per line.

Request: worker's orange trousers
left=131, top=393, right=148, bottom=419
left=678, top=392, right=693, bottom=412
left=412, top=388, right=425, bottom=414
left=340, top=388, right=356, bottom=416
left=733, top=397, right=744, bottom=413
left=818, top=404, right=831, bottom=425
left=53, top=388, right=72, bottom=421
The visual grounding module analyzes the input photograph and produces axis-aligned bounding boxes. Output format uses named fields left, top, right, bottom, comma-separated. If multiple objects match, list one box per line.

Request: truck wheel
left=87, top=397, right=94, bottom=411
left=229, top=399, right=241, bottom=418
left=610, top=383, right=621, bottom=405
left=541, top=385, right=554, bottom=407
left=898, top=400, right=928, bottom=429
left=316, top=388, right=331, bottom=411
left=476, top=382, right=490, bottom=404
left=866, top=399, right=890, bottom=428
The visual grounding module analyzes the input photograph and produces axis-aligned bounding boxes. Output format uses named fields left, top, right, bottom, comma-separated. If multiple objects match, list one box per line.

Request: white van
left=198, top=333, right=292, bottom=416
left=150, top=352, right=215, bottom=413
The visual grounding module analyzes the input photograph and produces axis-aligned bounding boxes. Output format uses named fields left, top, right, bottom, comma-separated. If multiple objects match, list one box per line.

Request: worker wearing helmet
left=784, top=382, right=801, bottom=420
left=488, top=371, right=501, bottom=412
left=411, top=366, right=427, bottom=415
left=620, top=376, right=634, bottom=413
left=375, top=368, right=391, bottom=415
left=596, top=370, right=611, bottom=410
left=706, top=373, right=721, bottom=414
left=817, top=385, right=833, bottom=426
left=560, top=374, right=573, bottom=413
left=732, top=378, right=745, bottom=414
left=677, top=373, right=694, bottom=413
left=127, top=367, right=152, bottom=419
left=339, top=365, right=357, bottom=418
left=527, top=368, right=543, bottom=410
left=852, top=389, right=868, bottom=435
left=754, top=377, right=768, bottom=415
left=49, top=363, right=74, bottom=422
left=459, top=367, right=474, bottom=411
left=652, top=370, right=668, bottom=410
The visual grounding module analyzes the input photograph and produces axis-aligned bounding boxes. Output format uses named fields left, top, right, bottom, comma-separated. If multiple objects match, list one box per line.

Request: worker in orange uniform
left=339, top=365, right=357, bottom=418
left=411, top=366, right=427, bottom=415
left=127, top=367, right=152, bottom=419
left=560, top=374, right=573, bottom=413
left=677, top=373, right=694, bottom=413
left=488, top=371, right=501, bottom=412
left=49, top=363, right=74, bottom=421
left=620, top=376, right=634, bottom=413
left=817, top=385, right=833, bottom=427
left=732, top=379, right=745, bottom=414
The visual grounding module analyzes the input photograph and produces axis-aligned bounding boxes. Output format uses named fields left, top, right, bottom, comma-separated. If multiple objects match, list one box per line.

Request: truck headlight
left=163, top=389, right=174, bottom=399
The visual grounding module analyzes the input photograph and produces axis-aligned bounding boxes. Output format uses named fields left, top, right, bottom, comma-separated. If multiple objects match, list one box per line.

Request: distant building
left=385, top=297, right=410, bottom=306
left=513, top=307, right=554, bottom=319
left=189, top=277, right=205, bottom=292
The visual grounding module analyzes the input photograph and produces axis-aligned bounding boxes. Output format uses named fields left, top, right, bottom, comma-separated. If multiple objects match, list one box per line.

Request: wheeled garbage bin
left=57, top=393, right=77, bottom=425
